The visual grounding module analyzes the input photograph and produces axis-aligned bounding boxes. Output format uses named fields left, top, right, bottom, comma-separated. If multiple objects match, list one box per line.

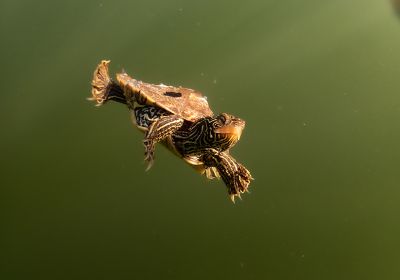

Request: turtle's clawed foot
left=228, top=163, right=253, bottom=202
left=201, top=149, right=253, bottom=202
left=144, top=139, right=155, bottom=171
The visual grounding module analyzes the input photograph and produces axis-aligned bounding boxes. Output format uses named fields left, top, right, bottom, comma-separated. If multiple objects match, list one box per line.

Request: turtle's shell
left=116, top=72, right=214, bottom=122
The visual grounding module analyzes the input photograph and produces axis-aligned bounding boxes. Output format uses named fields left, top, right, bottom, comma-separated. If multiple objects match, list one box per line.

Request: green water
left=1, top=1, right=400, bottom=279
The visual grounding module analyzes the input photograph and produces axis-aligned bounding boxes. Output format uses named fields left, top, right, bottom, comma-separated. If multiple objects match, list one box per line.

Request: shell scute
left=116, top=73, right=213, bottom=121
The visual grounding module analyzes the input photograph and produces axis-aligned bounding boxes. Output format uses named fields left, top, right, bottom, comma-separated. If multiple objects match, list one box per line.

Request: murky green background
left=1, top=0, right=400, bottom=279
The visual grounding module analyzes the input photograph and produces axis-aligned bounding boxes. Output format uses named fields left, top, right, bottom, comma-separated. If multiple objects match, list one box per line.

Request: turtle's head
left=213, top=113, right=245, bottom=150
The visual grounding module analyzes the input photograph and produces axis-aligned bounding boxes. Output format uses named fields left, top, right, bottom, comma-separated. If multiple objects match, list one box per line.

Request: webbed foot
left=202, top=149, right=253, bottom=202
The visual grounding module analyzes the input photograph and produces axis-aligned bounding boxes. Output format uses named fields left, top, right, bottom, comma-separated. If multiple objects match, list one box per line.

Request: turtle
left=90, top=60, right=253, bottom=201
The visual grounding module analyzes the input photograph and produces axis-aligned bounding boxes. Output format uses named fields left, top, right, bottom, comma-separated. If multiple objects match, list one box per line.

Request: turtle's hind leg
left=89, top=60, right=127, bottom=105
left=144, top=115, right=184, bottom=170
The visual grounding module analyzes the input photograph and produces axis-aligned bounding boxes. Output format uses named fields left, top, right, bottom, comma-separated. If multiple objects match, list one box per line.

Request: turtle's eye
left=217, top=113, right=226, bottom=124
left=217, top=113, right=232, bottom=125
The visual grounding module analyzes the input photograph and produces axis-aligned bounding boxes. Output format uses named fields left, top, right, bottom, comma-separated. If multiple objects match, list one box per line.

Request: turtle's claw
left=145, top=159, right=154, bottom=171
left=144, top=152, right=154, bottom=171
left=144, top=139, right=155, bottom=171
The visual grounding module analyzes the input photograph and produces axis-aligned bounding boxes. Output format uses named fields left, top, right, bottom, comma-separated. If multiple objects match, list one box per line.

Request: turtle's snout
left=230, top=116, right=246, bottom=131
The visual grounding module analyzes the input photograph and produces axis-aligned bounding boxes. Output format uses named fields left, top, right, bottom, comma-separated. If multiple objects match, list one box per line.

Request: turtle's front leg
left=201, top=149, right=253, bottom=202
left=144, top=115, right=184, bottom=170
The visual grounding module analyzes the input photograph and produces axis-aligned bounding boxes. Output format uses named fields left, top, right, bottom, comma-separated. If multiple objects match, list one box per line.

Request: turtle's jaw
left=215, top=122, right=245, bottom=141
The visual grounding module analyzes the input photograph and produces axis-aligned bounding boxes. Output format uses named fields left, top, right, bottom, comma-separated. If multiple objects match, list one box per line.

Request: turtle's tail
left=89, top=60, right=127, bottom=106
